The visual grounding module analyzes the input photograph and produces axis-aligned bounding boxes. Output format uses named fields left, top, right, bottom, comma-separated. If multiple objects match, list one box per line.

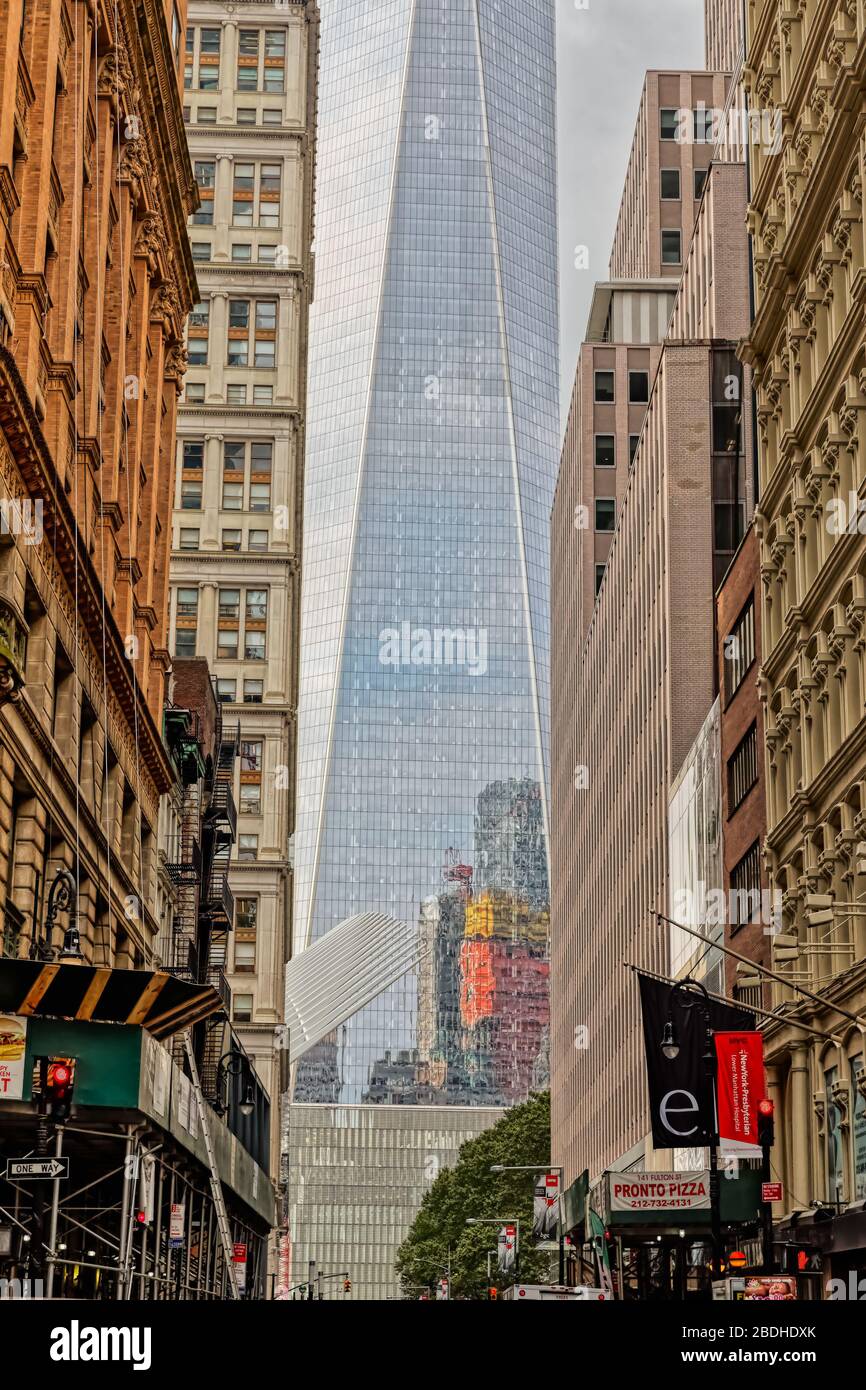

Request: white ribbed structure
left=285, top=911, right=422, bottom=1066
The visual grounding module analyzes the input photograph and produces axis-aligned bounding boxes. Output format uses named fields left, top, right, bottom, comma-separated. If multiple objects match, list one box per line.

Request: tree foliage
left=395, top=1092, right=553, bottom=1299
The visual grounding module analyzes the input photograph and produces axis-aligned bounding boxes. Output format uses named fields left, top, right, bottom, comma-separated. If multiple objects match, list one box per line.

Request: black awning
left=0, top=960, right=223, bottom=1038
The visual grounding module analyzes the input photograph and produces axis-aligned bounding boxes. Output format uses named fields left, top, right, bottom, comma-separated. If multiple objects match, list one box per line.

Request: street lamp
left=489, top=1163, right=566, bottom=1284
left=44, top=868, right=82, bottom=961
left=214, top=1051, right=255, bottom=1117
left=661, top=978, right=722, bottom=1282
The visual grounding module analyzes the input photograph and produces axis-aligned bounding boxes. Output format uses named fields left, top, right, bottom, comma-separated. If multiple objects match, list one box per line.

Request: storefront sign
left=0, top=1015, right=27, bottom=1100
left=715, top=1031, right=765, bottom=1157
left=609, top=1171, right=710, bottom=1212
left=232, top=1242, right=247, bottom=1295
left=762, top=1182, right=782, bottom=1203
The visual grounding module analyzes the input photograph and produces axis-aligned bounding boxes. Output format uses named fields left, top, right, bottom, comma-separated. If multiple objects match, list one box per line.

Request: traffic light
left=45, top=1058, right=76, bottom=1122
left=489, top=1286, right=498, bottom=1300
left=757, top=1097, right=775, bottom=1148
left=343, top=1278, right=351, bottom=1293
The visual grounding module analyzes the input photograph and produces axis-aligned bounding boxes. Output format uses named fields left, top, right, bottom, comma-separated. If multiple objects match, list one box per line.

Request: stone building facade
left=168, top=0, right=318, bottom=1184
left=742, top=0, right=866, bottom=1269
left=0, top=0, right=196, bottom=965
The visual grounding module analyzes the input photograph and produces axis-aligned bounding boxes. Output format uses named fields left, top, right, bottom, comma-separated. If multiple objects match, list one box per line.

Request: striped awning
left=0, top=960, right=224, bottom=1038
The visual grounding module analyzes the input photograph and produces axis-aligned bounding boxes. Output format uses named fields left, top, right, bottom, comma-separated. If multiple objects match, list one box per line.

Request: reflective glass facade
left=291, top=0, right=558, bottom=1295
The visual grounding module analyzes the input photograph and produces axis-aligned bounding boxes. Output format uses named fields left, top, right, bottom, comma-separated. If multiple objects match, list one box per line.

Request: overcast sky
left=557, top=0, right=704, bottom=411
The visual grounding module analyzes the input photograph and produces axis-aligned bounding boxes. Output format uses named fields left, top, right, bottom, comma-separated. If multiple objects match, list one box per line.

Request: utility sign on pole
left=6, top=1157, right=69, bottom=1180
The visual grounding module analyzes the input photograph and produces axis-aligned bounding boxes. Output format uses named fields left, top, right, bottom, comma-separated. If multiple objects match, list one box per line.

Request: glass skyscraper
left=289, top=0, right=559, bottom=1298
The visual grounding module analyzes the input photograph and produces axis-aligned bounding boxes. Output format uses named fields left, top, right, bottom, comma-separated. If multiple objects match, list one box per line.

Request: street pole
left=116, top=1129, right=135, bottom=1301
left=307, top=1258, right=316, bottom=1301
left=44, top=1127, right=64, bottom=1299
left=557, top=1195, right=565, bottom=1285
left=703, top=1010, right=722, bottom=1283
left=760, top=1138, right=775, bottom=1274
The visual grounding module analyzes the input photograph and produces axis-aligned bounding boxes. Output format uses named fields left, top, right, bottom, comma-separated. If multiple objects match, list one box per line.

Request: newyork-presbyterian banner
left=715, top=1031, right=766, bottom=1157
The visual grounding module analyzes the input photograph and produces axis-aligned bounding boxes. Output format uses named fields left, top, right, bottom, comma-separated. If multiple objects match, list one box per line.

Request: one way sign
left=5, top=1158, right=69, bottom=1180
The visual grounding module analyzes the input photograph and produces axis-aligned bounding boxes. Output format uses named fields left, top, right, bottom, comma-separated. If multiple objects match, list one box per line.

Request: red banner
left=715, top=1031, right=765, bottom=1156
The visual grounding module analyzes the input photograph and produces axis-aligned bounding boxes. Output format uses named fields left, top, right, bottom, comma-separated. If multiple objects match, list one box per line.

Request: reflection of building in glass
left=288, top=0, right=558, bottom=1299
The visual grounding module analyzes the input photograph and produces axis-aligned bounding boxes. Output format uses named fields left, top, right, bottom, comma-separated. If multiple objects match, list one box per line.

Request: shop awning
left=0, top=959, right=224, bottom=1038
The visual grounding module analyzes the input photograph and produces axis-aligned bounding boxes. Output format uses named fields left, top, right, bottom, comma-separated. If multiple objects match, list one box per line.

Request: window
left=184, top=382, right=205, bottom=403
left=233, top=992, right=254, bottom=1022
left=227, top=384, right=248, bottom=406
left=694, top=167, right=708, bottom=199
left=629, top=434, right=640, bottom=464
left=192, top=160, right=215, bottom=224
left=243, top=680, right=263, bottom=703
left=236, top=898, right=258, bottom=933
left=191, top=241, right=211, bottom=262
left=175, top=587, right=198, bottom=657
left=217, top=625, right=239, bottom=660
left=724, top=598, right=755, bottom=703
left=232, top=244, right=252, bottom=263
left=186, top=26, right=221, bottom=89
left=246, top=590, right=267, bottom=622
left=258, top=244, right=277, bottom=264
left=245, top=630, right=266, bottom=661
left=237, top=836, right=258, bottom=863
left=659, top=108, right=680, bottom=140
left=693, top=105, right=715, bottom=144
left=181, top=480, right=202, bottom=510
left=729, top=841, right=762, bottom=928
left=237, top=108, right=256, bottom=125
left=227, top=299, right=275, bottom=370
left=222, top=529, right=242, bottom=551
left=248, top=529, right=268, bottom=553
left=249, top=442, right=272, bottom=510
left=594, top=435, right=615, bottom=468
left=179, top=528, right=199, bottom=550
left=197, top=107, right=217, bottom=124
left=660, top=168, right=680, bottom=200
left=595, top=499, right=616, bottom=532
left=661, top=229, right=682, bottom=264
left=233, top=161, right=281, bottom=228
left=239, top=785, right=261, bottom=816
left=219, top=589, right=240, bottom=620
left=728, top=723, right=758, bottom=810
left=263, top=109, right=282, bottom=126
left=234, top=940, right=256, bottom=973
left=594, top=370, right=614, bottom=403
left=595, top=563, right=605, bottom=595
left=628, top=370, right=649, bottom=404
left=187, top=300, right=209, bottom=365
left=237, top=28, right=286, bottom=92
left=241, top=739, right=263, bottom=773
left=216, top=678, right=236, bottom=703
left=253, top=385, right=273, bottom=406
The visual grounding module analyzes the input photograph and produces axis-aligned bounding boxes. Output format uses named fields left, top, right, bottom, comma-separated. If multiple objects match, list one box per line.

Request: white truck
left=502, top=1284, right=607, bottom=1301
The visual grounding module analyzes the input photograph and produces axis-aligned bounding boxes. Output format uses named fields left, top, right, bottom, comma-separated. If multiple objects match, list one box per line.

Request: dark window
left=724, top=597, right=756, bottom=703
left=629, top=434, right=640, bottom=465
left=595, top=564, right=605, bottom=595
left=729, top=840, right=762, bottom=928
left=693, top=106, right=715, bottom=143
left=661, top=229, right=682, bottom=264
left=594, top=370, right=615, bottom=403
left=694, top=167, right=708, bottom=199
left=660, top=168, right=680, bottom=200
left=659, top=108, right=680, bottom=140
left=595, top=435, right=615, bottom=468
left=728, top=723, right=758, bottom=810
left=628, top=370, right=649, bottom=404
left=595, top=498, right=616, bottom=532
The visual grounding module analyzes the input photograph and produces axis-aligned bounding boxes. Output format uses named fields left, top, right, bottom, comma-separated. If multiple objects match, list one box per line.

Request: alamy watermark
left=671, top=880, right=783, bottom=934
left=378, top=621, right=488, bottom=676
left=675, top=102, right=782, bottom=155
left=0, top=497, right=42, bottom=545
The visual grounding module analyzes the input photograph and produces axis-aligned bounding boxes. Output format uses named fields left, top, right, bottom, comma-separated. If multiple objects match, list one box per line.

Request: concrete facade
left=167, top=0, right=317, bottom=1191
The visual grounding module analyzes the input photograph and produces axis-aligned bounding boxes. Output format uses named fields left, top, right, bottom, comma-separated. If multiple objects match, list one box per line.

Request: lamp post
left=44, top=868, right=81, bottom=961
left=213, top=1051, right=255, bottom=1118
left=661, top=978, right=722, bottom=1283
left=490, top=1163, right=566, bottom=1284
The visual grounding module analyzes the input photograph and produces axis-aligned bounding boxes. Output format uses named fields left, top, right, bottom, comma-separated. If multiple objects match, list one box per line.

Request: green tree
left=395, top=1092, right=553, bottom=1300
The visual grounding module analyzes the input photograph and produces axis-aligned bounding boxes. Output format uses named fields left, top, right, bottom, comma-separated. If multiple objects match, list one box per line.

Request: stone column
left=789, top=1043, right=812, bottom=1208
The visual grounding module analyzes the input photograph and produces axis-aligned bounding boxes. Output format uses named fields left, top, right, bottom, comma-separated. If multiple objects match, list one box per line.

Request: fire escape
left=164, top=698, right=238, bottom=1089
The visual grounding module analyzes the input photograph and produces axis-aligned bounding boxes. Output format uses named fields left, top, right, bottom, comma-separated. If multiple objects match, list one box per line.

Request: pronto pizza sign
left=609, top=1171, right=711, bottom=1212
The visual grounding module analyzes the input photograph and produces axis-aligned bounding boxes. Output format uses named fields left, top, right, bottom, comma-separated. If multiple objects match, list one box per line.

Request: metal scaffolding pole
left=44, top=1127, right=65, bottom=1299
